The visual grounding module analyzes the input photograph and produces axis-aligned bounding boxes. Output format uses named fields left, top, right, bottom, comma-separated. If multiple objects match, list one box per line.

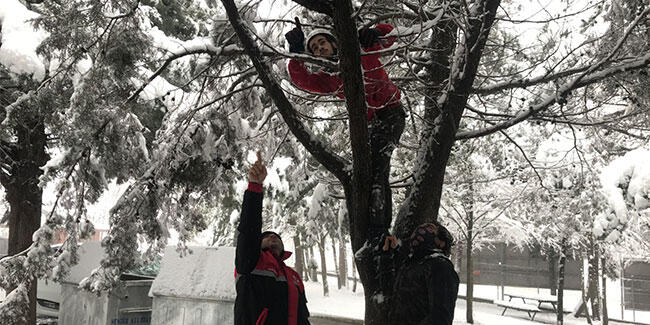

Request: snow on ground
left=302, top=273, right=650, bottom=324
left=304, top=281, right=366, bottom=320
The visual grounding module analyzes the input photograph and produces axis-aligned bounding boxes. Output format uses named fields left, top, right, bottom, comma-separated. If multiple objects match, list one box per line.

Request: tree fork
left=394, top=0, right=501, bottom=240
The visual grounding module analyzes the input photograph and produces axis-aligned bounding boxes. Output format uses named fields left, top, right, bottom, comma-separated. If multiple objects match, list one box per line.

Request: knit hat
left=261, top=231, right=282, bottom=241
left=409, top=222, right=454, bottom=257
left=305, top=28, right=336, bottom=53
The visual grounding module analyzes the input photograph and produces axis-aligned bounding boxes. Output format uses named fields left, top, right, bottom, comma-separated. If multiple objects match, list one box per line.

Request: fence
left=457, top=243, right=582, bottom=290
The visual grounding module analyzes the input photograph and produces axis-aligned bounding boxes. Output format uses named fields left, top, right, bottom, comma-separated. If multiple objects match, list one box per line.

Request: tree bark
left=557, top=239, right=567, bottom=325
left=465, top=182, right=475, bottom=324
left=330, top=235, right=339, bottom=289
left=393, top=0, right=501, bottom=240
left=308, top=246, right=318, bottom=282
left=601, top=256, right=608, bottom=325
left=466, top=223, right=474, bottom=324
left=318, top=235, right=329, bottom=296
left=2, top=114, right=47, bottom=325
left=352, top=259, right=358, bottom=293
left=549, top=253, right=558, bottom=295
left=589, top=239, right=600, bottom=319
left=579, top=253, right=594, bottom=325
left=293, top=235, right=305, bottom=280
left=338, top=237, right=348, bottom=288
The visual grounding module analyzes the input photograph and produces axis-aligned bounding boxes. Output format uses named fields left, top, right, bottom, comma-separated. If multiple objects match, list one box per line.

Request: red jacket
left=288, top=24, right=401, bottom=120
left=235, top=183, right=310, bottom=325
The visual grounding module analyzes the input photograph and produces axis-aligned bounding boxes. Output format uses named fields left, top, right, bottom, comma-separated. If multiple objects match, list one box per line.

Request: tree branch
left=220, top=0, right=349, bottom=183
left=472, top=65, right=590, bottom=95
left=394, top=0, right=501, bottom=240
left=127, top=44, right=336, bottom=103
left=291, top=0, right=334, bottom=17
left=456, top=52, right=650, bottom=139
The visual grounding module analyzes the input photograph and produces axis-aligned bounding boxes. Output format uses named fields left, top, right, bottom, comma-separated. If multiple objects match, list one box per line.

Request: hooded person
left=284, top=18, right=406, bottom=239
left=378, top=222, right=460, bottom=325
left=234, top=152, right=310, bottom=325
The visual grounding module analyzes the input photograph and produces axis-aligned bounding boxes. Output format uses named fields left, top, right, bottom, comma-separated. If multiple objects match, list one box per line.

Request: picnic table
left=493, top=299, right=541, bottom=320
left=504, top=292, right=559, bottom=312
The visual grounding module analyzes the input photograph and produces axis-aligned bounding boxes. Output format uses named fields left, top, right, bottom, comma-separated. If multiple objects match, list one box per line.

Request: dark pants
left=368, top=104, right=406, bottom=236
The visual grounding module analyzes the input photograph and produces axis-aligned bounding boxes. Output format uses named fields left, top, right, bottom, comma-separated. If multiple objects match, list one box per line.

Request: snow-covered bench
left=493, top=299, right=541, bottom=320
left=504, top=292, right=558, bottom=312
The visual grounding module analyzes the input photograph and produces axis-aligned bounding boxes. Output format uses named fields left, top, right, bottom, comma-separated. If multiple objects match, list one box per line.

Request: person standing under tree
left=381, top=222, right=460, bottom=324
left=234, top=152, right=311, bottom=325
left=284, top=18, right=406, bottom=238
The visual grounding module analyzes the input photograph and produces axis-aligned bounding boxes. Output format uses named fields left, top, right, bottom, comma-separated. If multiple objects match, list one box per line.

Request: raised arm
left=235, top=152, right=268, bottom=274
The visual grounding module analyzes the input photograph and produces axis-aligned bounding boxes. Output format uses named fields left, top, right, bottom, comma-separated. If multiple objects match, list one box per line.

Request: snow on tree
left=0, top=0, right=649, bottom=324
left=596, top=147, right=650, bottom=242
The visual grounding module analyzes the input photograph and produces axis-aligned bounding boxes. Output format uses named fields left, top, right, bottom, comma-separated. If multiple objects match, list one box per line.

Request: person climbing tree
left=285, top=18, right=406, bottom=238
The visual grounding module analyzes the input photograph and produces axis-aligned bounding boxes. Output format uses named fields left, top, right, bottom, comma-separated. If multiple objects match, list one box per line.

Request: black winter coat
left=387, top=251, right=459, bottom=325
left=235, top=188, right=310, bottom=325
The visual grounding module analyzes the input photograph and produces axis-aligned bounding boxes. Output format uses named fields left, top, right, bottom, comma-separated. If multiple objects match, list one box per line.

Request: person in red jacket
left=234, top=152, right=311, bottom=325
left=285, top=20, right=406, bottom=237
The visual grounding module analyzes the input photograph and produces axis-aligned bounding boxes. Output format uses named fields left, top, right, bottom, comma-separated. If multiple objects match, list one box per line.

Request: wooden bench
left=504, top=292, right=559, bottom=312
left=494, top=299, right=541, bottom=320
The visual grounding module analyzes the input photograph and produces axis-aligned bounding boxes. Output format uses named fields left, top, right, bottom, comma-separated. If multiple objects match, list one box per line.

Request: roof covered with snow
left=149, top=246, right=236, bottom=301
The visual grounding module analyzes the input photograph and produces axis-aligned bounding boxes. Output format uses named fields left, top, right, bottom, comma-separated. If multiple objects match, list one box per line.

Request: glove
left=358, top=28, right=381, bottom=48
left=285, top=17, right=305, bottom=53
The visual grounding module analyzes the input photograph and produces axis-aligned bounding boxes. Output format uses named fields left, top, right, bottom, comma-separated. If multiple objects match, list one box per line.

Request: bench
left=494, top=299, right=541, bottom=320
left=504, top=292, right=558, bottom=312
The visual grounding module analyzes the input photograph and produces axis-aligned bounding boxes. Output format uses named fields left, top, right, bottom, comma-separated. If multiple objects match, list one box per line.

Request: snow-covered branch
left=394, top=0, right=501, bottom=239
left=472, top=65, right=590, bottom=95
left=456, top=52, right=650, bottom=139
left=596, top=148, right=650, bottom=242
left=220, top=0, right=350, bottom=182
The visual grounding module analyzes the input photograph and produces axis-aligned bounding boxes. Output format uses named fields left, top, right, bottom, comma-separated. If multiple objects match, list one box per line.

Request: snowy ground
left=303, top=277, right=650, bottom=324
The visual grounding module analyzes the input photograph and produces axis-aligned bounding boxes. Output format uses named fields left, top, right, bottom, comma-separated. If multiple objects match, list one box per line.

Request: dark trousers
left=368, top=104, right=406, bottom=236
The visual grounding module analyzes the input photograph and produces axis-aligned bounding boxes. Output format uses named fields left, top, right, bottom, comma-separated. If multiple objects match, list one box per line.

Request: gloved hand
left=358, top=28, right=382, bottom=48
left=285, top=17, right=305, bottom=53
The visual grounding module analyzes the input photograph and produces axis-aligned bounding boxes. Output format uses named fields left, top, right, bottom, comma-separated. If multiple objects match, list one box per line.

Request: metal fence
left=457, top=243, right=582, bottom=290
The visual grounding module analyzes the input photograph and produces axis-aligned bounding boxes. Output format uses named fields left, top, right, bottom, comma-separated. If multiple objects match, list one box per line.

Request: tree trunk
left=557, top=240, right=567, bottom=325
left=601, top=256, right=608, bottom=325
left=549, top=253, right=558, bottom=295
left=589, top=240, right=600, bottom=319
left=318, top=235, right=329, bottom=296
left=221, top=0, right=502, bottom=322
left=578, top=254, right=594, bottom=325
left=463, top=194, right=474, bottom=324
left=330, top=235, right=340, bottom=289
left=352, top=259, right=358, bottom=293
left=308, top=246, right=318, bottom=282
left=2, top=115, right=47, bottom=325
left=393, top=0, right=502, bottom=240
left=466, top=209, right=474, bottom=323
left=293, top=235, right=305, bottom=280
left=339, top=238, right=348, bottom=288
left=302, top=246, right=310, bottom=280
